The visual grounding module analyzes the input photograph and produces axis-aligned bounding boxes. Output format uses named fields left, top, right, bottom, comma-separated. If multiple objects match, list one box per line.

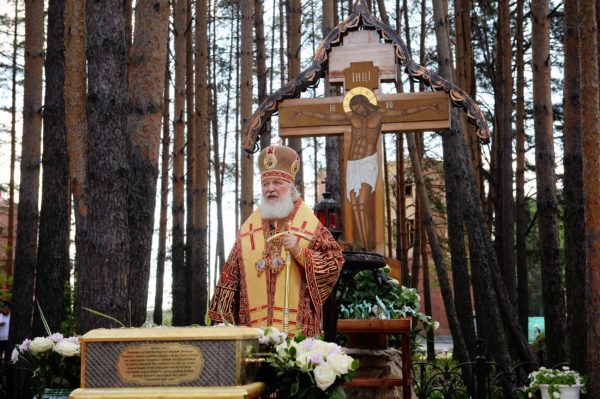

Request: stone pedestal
left=337, top=319, right=412, bottom=399
left=344, top=348, right=404, bottom=399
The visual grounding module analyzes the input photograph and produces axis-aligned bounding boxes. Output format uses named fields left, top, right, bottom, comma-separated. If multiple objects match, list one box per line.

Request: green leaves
left=337, top=267, right=431, bottom=327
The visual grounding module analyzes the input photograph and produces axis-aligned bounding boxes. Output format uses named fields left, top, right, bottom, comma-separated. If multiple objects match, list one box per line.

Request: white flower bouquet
left=11, top=333, right=81, bottom=397
left=256, top=327, right=359, bottom=399
left=527, top=366, right=585, bottom=398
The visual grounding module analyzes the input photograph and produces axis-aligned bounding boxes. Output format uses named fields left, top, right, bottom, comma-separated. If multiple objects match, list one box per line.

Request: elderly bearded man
left=209, top=145, right=344, bottom=337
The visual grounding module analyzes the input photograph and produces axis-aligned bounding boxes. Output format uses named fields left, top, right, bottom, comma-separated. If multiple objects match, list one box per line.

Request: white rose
left=295, top=352, right=312, bottom=368
left=29, top=337, right=54, bottom=353
left=313, top=362, right=337, bottom=391
left=54, top=340, right=80, bottom=357
left=326, top=353, right=351, bottom=376
left=312, top=340, right=335, bottom=357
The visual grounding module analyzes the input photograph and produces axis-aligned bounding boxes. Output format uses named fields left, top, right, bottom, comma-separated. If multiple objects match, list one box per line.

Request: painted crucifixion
left=278, top=32, right=449, bottom=254
left=291, top=87, right=444, bottom=250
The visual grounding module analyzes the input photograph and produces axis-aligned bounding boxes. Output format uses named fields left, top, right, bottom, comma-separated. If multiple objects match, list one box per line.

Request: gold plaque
left=117, top=343, right=204, bottom=385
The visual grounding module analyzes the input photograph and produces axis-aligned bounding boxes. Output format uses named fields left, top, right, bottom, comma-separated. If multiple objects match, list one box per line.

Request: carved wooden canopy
left=242, top=0, right=490, bottom=153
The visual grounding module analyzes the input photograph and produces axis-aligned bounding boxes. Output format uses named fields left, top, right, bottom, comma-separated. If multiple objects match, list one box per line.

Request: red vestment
left=208, top=200, right=343, bottom=337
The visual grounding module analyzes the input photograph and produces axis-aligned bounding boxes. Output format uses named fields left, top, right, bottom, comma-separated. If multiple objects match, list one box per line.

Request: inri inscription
left=117, top=343, right=204, bottom=385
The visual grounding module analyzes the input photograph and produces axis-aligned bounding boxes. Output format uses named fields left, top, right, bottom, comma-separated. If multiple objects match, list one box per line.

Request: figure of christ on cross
left=294, top=88, right=443, bottom=250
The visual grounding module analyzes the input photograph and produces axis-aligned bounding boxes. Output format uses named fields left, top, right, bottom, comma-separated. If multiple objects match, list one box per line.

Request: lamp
left=314, top=191, right=342, bottom=240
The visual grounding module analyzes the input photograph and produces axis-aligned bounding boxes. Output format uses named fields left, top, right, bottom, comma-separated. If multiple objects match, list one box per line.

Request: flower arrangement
left=527, top=366, right=585, bottom=398
left=11, top=333, right=81, bottom=397
left=256, top=327, right=359, bottom=399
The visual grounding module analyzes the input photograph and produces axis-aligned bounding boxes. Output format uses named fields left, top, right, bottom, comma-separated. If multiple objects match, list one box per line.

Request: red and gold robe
left=208, top=200, right=344, bottom=337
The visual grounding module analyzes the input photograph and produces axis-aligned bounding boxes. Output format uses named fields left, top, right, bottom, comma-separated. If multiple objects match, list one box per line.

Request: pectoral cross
left=278, top=31, right=450, bottom=254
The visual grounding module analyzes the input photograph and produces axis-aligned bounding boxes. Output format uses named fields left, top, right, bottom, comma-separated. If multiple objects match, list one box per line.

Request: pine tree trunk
left=5, top=0, right=20, bottom=297
left=234, top=5, right=241, bottom=229
left=376, top=0, right=390, bottom=25
left=383, top=138, right=393, bottom=256
left=323, top=0, right=342, bottom=204
left=431, top=0, right=476, bottom=364
left=445, top=127, right=517, bottom=371
left=448, top=38, right=479, bottom=362
left=515, top=0, right=529, bottom=338
left=240, top=0, right=254, bottom=221
left=213, top=0, right=226, bottom=274
left=454, top=0, right=481, bottom=205
left=77, top=0, right=130, bottom=333
left=171, top=0, right=188, bottom=326
left=410, top=184, right=421, bottom=290
left=185, top=0, right=196, bottom=323
left=420, top=221, right=435, bottom=361
left=580, top=0, right=600, bottom=392
left=279, top=0, right=285, bottom=89
left=495, top=0, right=516, bottom=304
left=396, top=136, right=409, bottom=286
left=33, top=0, right=70, bottom=336
left=442, top=127, right=477, bottom=358
left=127, top=0, right=169, bottom=327
left=286, top=0, right=303, bottom=194
left=532, top=0, right=568, bottom=365
left=406, top=132, right=470, bottom=369
left=438, top=62, right=478, bottom=365
left=154, top=49, right=171, bottom=326
left=65, top=0, right=88, bottom=332
left=563, top=0, right=587, bottom=374
left=255, top=0, right=270, bottom=147
left=192, top=0, right=209, bottom=325
left=10, top=0, right=44, bottom=345
left=210, top=86, right=225, bottom=274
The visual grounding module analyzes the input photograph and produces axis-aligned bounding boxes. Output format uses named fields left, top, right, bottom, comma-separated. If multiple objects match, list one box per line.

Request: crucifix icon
left=278, top=31, right=450, bottom=254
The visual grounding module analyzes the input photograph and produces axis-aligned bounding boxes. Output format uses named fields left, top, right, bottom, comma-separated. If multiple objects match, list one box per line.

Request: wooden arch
left=241, top=0, right=490, bottom=153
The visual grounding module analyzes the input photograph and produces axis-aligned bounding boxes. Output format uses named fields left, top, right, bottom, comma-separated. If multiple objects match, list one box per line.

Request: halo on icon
left=343, top=87, right=378, bottom=113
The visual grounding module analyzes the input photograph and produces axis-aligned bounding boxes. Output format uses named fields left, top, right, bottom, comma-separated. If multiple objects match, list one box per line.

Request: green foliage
left=337, top=266, right=436, bottom=331
left=336, top=266, right=436, bottom=355
left=60, top=279, right=77, bottom=337
left=0, top=273, right=12, bottom=302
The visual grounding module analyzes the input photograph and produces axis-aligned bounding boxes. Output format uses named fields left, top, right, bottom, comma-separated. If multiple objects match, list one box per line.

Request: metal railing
left=410, top=342, right=561, bottom=399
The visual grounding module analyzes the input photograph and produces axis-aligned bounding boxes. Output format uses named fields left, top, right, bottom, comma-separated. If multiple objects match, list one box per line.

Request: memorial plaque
left=117, top=343, right=204, bottom=385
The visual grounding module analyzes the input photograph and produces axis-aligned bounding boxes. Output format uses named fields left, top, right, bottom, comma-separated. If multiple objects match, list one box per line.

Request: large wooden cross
left=278, top=31, right=450, bottom=255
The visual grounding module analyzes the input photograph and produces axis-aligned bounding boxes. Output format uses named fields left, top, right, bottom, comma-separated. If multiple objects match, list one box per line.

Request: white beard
left=259, top=192, right=295, bottom=220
